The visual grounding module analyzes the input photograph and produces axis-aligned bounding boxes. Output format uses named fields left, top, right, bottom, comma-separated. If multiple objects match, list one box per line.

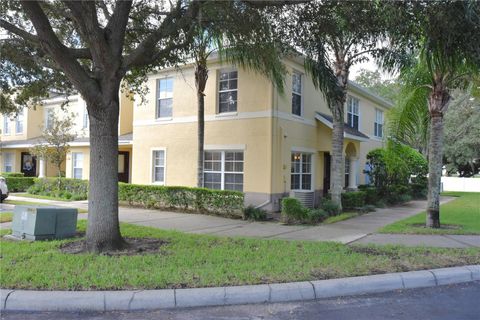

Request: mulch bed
left=60, top=237, right=169, bottom=256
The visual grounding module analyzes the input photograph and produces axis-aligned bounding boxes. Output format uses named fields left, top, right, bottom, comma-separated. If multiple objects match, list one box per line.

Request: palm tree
left=190, top=5, right=285, bottom=188
left=383, top=1, right=480, bottom=228
left=285, top=1, right=386, bottom=209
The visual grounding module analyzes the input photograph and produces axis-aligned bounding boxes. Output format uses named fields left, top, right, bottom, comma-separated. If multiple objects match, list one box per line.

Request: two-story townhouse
left=0, top=93, right=134, bottom=182
left=131, top=55, right=391, bottom=211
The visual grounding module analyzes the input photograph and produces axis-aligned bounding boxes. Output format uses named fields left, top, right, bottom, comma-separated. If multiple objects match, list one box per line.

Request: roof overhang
left=315, top=112, right=370, bottom=142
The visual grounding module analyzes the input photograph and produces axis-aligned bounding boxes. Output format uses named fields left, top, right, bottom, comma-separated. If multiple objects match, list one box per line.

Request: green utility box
left=11, top=205, right=78, bottom=240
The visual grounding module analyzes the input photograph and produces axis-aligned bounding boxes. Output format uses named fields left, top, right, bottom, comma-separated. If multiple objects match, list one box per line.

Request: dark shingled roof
left=316, top=112, right=369, bottom=140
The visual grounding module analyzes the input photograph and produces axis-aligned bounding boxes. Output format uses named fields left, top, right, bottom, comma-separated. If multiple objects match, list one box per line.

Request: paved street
left=2, top=282, right=479, bottom=320
left=4, top=195, right=477, bottom=248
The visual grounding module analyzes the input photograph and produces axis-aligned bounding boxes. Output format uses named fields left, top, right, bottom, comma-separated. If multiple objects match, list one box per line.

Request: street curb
left=1, top=265, right=478, bottom=312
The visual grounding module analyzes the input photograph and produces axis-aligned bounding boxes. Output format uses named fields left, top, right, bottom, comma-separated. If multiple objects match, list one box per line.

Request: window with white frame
left=3, top=116, right=10, bottom=134
left=156, top=77, right=173, bottom=118
left=374, top=108, right=384, bottom=138
left=152, top=150, right=166, bottom=183
left=15, top=110, right=24, bottom=134
left=291, top=152, right=312, bottom=190
left=344, top=157, right=350, bottom=187
left=45, top=108, right=54, bottom=129
left=204, top=151, right=244, bottom=191
left=346, top=96, right=359, bottom=130
left=292, top=71, right=302, bottom=116
left=72, top=153, right=83, bottom=179
left=218, top=70, right=238, bottom=113
left=4, top=153, right=13, bottom=172
left=83, top=106, right=89, bottom=129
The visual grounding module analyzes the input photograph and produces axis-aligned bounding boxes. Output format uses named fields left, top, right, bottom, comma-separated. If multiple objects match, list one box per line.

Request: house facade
left=131, top=56, right=390, bottom=210
left=0, top=56, right=390, bottom=211
left=0, top=93, right=133, bottom=182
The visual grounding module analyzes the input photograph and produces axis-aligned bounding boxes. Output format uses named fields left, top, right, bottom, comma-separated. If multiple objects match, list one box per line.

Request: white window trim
left=217, top=67, right=238, bottom=114
left=3, top=116, right=10, bottom=135
left=72, top=152, right=84, bottom=179
left=290, top=149, right=315, bottom=192
left=150, top=147, right=167, bottom=185
left=346, top=96, right=360, bottom=130
left=374, top=108, right=384, bottom=138
left=291, top=70, right=304, bottom=118
left=3, top=152, right=14, bottom=172
left=156, top=77, right=174, bottom=119
left=44, top=107, right=54, bottom=130
left=83, top=105, right=89, bottom=129
left=203, top=150, right=244, bottom=191
left=15, top=110, right=24, bottom=134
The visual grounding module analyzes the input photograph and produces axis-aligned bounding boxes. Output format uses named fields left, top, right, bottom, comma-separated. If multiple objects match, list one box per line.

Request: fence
left=441, top=177, right=480, bottom=192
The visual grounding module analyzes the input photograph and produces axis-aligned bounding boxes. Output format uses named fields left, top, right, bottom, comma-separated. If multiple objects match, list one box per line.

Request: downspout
left=255, top=80, right=276, bottom=210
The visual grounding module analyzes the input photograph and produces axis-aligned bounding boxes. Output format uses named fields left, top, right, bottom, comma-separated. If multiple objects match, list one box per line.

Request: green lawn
left=379, top=192, right=480, bottom=235
left=4, top=200, right=88, bottom=214
left=0, top=212, right=13, bottom=223
left=1, top=220, right=479, bottom=290
left=323, top=212, right=358, bottom=224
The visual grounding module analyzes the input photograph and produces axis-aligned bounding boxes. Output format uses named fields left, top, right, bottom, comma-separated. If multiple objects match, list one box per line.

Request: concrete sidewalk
left=2, top=194, right=480, bottom=248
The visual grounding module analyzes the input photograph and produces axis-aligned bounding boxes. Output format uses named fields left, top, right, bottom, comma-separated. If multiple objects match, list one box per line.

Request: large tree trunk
left=426, top=113, right=443, bottom=228
left=329, top=58, right=349, bottom=210
left=85, top=90, right=125, bottom=252
left=195, top=62, right=208, bottom=188
left=426, top=81, right=450, bottom=228
left=330, top=102, right=345, bottom=209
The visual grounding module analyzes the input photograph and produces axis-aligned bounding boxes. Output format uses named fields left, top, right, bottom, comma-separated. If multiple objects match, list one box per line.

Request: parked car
left=0, top=177, right=9, bottom=203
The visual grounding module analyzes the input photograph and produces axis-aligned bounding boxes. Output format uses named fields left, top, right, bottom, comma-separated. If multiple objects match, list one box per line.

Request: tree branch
left=106, top=0, right=133, bottom=56
left=97, top=0, right=112, bottom=21
left=0, top=19, right=38, bottom=43
left=20, top=1, right=99, bottom=100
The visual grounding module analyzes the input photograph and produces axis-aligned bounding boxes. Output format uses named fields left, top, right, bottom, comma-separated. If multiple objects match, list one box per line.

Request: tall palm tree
left=191, top=4, right=285, bottom=188
left=383, top=1, right=480, bottom=227
left=284, top=1, right=386, bottom=209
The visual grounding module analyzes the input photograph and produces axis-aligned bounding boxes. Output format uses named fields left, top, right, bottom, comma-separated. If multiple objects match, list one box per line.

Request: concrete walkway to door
left=3, top=194, right=478, bottom=248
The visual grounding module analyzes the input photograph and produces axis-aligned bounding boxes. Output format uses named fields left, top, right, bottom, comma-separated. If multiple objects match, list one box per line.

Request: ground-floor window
left=291, top=152, right=312, bottom=190
left=3, top=153, right=13, bottom=172
left=152, top=149, right=166, bottom=184
left=204, top=151, right=244, bottom=191
left=72, top=153, right=83, bottom=179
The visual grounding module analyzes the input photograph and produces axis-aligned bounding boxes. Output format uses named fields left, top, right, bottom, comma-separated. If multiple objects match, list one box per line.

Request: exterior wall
left=65, top=147, right=91, bottom=180
left=119, top=92, right=134, bottom=135
left=132, top=62, right=273, bottom=205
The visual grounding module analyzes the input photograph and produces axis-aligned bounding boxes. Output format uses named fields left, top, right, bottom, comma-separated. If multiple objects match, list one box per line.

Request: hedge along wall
left=118, top=183, right=244, bottom=218
left=5, top=177, right=35, bottom=192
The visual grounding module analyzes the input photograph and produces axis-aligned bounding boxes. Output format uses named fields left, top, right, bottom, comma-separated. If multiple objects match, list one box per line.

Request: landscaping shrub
left=118, top=183, right=244, bottom=218
left=358, top=185, right=379, bottom=205
left=281, top=197, right=309, bottom=224
left=281, top=198, right=329, bottom=224
left=1, top=172, right=24, bottom=177
left=5, top=177, right=35, bottom=192
left=341, top=191, right=366, bottom=209
left=358, top=205, right=376, bottom=214
left=319, top=198, right=341, bottom=216
left=28, top=178, right=88, bottom=200
left=243, top=205, right=267, bottom=221
left=385, top=184, right=412, bottom=205
left=307, top=208, right=329, bottom=224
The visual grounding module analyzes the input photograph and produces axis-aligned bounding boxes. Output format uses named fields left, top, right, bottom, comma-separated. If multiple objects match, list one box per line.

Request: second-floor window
left=292, top=71, right=302, bottom=116
left=3, top=116, right=10, bottom=134
left=83, top=106, right=89, bottom=129
left=45, top=109, right=54, bottom=129
left=347, top=96, right=359, bottom=130
left=15, top=110, right=24, bottom=134
left=218, top=69, right=238, bottom=113
left=374, top=108, right=384, bottom=138
left=157, top=77, right=173, bottom=118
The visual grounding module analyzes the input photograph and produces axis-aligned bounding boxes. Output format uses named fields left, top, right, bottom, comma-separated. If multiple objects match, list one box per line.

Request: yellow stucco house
left=0, top=56, right=391, bottom=211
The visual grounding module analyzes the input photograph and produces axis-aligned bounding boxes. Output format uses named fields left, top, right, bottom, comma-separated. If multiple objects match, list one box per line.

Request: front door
left=118, top=151, right=130, bottom=183
left=21, top=152, right=37, bottom=177
left=323, top=153, right=331, bottom=195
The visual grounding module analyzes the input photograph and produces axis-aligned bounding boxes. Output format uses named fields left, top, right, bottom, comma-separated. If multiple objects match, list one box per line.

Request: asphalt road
left=2, top=281, right=479, bottom=320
